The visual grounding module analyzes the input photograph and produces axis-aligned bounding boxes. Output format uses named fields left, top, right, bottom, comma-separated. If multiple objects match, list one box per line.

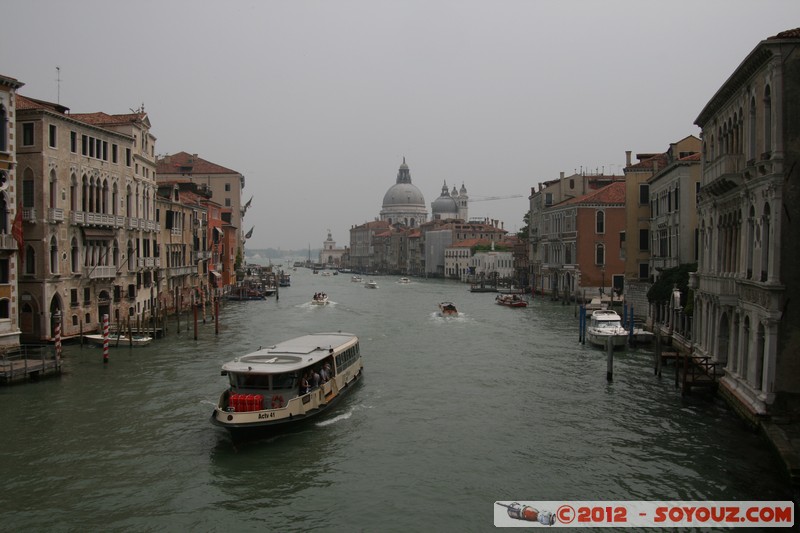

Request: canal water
left=1, top=269, right=793, bottom=532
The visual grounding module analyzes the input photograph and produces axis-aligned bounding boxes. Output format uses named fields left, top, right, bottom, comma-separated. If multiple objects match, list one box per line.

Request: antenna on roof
left=56, top=66, right=61, bottom=104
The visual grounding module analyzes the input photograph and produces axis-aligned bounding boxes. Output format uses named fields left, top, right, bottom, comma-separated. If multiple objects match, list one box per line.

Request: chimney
left=625, top=151, right=632, bottom=167
left=560, top=171, right=565, bottom=180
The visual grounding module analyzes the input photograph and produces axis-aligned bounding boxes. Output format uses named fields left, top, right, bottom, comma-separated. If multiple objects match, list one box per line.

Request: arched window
left=25, top=245, right=35, bottom=275
left=595, top=243, right=605, bottom=265
left=0, top=190, right=7, bottom=234
left=127, top=241, right=135, bottom=271
left=742, top=316, right=751, bottom=382
left=70, top=174, right=78, bottom=211
left=755, top=322, right=765, bottom=391
left=746, top=206, right=755, bottom=279
left=0, top=104, right=7, bottom=152
left=82, top=174, right=89, bottom=212
left=71, top=238, right=79, bottom=273
left=761, top=204, right=771, bottom=281
left=764, top=85, right=772, bottom=155
left=23, top=167, right=35, bottom=208
left=49, top=169, right=57, bottom=209
left=595, top=210, right=605, bottom=234
left=749, top=96, right=757, bottom=161
left=50, top=236, right=59, bottom=274
left=126, top=184, right=133, bottom=217
left=111, top=183, right=118, bottom=216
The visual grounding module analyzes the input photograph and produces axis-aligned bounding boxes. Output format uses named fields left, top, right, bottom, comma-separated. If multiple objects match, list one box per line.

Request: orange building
left=539, top=182, right=626, bottom=300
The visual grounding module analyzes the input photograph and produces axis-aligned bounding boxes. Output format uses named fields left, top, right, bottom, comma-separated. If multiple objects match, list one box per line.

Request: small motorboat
left=311, top=293, right=329, bottom=305
left=438, top=302, right=458, bottom=317
left=364, top=280, right=379, bottom=289
left=586, top=310, right=628, bottom=348
left=495, top=294, right=527, bottom=308
left=351, top=275, right=363, bottom=283
left=398, top=277, right=411, bottom=284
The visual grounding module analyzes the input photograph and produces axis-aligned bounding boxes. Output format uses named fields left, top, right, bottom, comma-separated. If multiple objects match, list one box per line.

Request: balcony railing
left=703, top=153, right=745, bottom=185
left=0, top=233, right=16, bottom=251
left=136, top=257, right=161, bottom=269
left=47, top=208, right=64, bottom=223
left=85, top=265, right=116, bottom=279
left=22, top=208, right=36, bottom=222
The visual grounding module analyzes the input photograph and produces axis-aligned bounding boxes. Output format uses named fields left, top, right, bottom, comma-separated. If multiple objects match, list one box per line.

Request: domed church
left=380, top=158, right=427, bottom=227
left=431, top=181, right=468, bottom=221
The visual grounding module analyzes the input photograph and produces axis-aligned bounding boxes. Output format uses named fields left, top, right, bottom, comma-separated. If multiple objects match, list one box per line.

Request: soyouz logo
left=494, top=501, right=794, bottom=528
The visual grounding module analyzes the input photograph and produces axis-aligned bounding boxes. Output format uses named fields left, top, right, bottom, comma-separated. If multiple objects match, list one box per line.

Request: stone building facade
left=15, top=96, right=159, bottom=341
left=692, top=28, right=800, bottom=420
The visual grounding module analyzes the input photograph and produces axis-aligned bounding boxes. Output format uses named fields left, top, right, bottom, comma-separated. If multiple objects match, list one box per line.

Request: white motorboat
left=398, top=277, right=411, bottom=284
left=311, top=293, right=329, bottom=305
left=351, top=275, right=362, bottom=283
left=364, top=280, right=379, bottom=289
left=84, top=333, right=153, bottom=347
left=586, top=310, right=628, bottom=348
left=438, top=301, right=458, bottom=317
left=210, top=332, right=364, bottom=436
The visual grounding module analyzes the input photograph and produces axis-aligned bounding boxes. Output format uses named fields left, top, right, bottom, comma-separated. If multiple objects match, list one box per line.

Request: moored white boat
left=210, top=332, right=364, bottom=436
left=586, top=310, right=628, bottom=348
left=84, top=333, right=153, bottom=347
left=438, top=301, right=458, bottom=317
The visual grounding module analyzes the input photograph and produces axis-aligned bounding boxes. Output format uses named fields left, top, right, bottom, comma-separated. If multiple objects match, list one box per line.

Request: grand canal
left=1, top=268, right=793, bottom=531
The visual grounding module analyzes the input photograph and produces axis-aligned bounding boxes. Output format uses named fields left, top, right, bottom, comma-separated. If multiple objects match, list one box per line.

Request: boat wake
left=316, top=408, right=353, bottom=427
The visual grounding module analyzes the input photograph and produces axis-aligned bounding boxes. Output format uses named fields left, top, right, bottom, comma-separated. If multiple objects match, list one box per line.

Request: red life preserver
left=271, top=394, right=284, bottom=409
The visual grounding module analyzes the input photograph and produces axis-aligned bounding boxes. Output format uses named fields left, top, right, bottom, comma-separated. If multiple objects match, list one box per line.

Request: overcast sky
left=2, top=1, right=798, bottom=250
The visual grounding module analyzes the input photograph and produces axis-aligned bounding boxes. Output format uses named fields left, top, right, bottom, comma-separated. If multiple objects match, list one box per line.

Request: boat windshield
left=597, top=320, right=622, bottom=329
left=228, top=371, right=299, bottom=391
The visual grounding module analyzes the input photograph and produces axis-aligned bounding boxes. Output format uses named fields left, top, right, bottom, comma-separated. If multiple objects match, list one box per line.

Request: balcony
left=167, top=265, right=196, bottom=277
left=71, top=211, right=125, bottom=228
left=0, top=233, right=16, bottom=251
left=85, top=265, right=116, bottom=279
left=136, top=257, right=160, bottom=269
left=697, top=274, right=738, bottom=305
left=22, top=208, right=36, bottom=222
left=47, top=208, right=64, bottom=223
left=703, top=153, right=745, bottom=185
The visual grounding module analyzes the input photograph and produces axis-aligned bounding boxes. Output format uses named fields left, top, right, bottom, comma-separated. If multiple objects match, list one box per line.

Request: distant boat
left=84, top=334, right=153, bottom=347
left=398, top=277, right=411, bottom=284
left=351, top=275, right=363, bottom=283
left=495, top=294, right=527, bottom=308
left=311, top=293, right=329, bottom=305
left=438, top=302, right=458, bottom=317
left=364, top=280, right=379, bottom=289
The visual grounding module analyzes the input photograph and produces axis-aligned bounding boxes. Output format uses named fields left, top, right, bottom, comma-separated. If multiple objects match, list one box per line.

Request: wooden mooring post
left=606, top=337, right=613, bottom=382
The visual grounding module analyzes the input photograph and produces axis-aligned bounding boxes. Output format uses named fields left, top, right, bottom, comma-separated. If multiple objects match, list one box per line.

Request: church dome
left=431, top=181, right=458, bottom=216
left=380, top=158, right=428, bottom=227
left=382, top=182, right=426, bottom=208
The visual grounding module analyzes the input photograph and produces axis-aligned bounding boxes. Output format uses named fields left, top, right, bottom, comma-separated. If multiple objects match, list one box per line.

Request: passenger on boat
left=312, top=369, right=321, bottom=389
left=319, top=364, right=329, bottom=383
left=300, top=373, right=310, bottom=394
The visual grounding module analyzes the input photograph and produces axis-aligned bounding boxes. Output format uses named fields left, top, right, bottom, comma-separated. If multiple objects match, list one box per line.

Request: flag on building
left=12, top=202, right=23, bottom=265
left=245, top=226, right=254, bottom=239
left=244, top=196, right=253, bottom=210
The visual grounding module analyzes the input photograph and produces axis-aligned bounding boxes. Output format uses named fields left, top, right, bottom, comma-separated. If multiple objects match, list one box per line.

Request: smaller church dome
left=431, top=181, right=458, bottom=217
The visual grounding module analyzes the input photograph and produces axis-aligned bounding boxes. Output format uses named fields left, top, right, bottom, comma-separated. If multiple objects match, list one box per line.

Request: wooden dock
left=655, top=345, right=720, bottom=395
left=0, top=346, right=62, bottom=384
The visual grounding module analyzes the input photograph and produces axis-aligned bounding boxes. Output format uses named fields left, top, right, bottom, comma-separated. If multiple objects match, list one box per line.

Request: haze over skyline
left=2, top=0, right=798, bottom=249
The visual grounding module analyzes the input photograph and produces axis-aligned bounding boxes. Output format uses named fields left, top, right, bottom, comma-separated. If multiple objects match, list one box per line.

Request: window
left=82, top=134, right=88, bottom=155
left=70, top=131, right=77, bottom=153
left=225, top=198, right=231, bottom=207
left=112, top=144, right=118, bottom=164
left=595, top=210, right=605, bottom=234
left=639, top=184, right=649, bottom=205
left=225, top=183, right=231, bottom=192
left=639, top=262, right=649, bottom=279
left=48, top=124, right=57, bottom=148
left=0, top=300, right=8, bottom=319
left=595, top=243, right=605, bottom=265
left=25, top=246, right=35, bottom=275
left=544, top=192, right=553, bottom=206
left=764, top=85, right=772, bottom=156
left=70, top=289, right=78, bottom=306
left=22, top=123, right=34, bottom=146
left=84, top=287, right=91, bottom=304
left=639, top=228, right=649, bottom=251
left=126, top=148, right=131, bottom=166
left=0, top=258, right=8, bottom=283
left=0, top=105, right=6, bottom=152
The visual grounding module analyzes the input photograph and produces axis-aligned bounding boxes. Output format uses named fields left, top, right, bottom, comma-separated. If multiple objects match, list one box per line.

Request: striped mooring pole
left=54, top=314, right=62, bottom=361
left=102, top=313, right=109, bottom=364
